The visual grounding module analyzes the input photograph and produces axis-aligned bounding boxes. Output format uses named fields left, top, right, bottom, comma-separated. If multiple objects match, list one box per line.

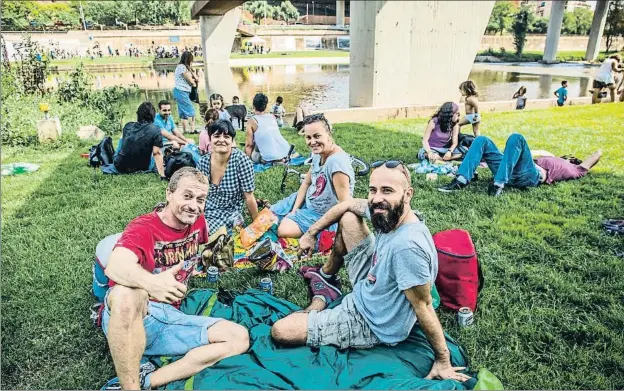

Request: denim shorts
left=270, top=192, right=337, bottom=234
left=101, top=288, right=223, bottom=357
left=306, top=234, right=379, bottom=349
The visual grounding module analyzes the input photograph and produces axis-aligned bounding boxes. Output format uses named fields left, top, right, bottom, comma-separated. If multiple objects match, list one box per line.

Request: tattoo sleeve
left=348, top=199, right=369, bottom=217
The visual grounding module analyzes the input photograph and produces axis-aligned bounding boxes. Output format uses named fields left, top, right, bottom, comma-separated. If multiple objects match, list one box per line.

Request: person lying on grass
left=271, top=161, right=470, bottom=383
left=271, top=113, right=355, bottom=239
left=101, top=167, right=249, bottom=390
left=438, top=133, right=602, bottom=196
left=198, top=119, right=259, bottom=236
left=417, top=102, right=467, bottom=162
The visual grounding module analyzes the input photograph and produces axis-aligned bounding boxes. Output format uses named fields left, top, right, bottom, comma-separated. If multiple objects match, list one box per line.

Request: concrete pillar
left=336, top=0, right=345, bottom=27
left=349, top=1, right=494, bottom=108
left=199, top=7, right=241, bottom=97
left=585, top=0, right=610, bottom=61
left=542, top=0, right=566, bottom=63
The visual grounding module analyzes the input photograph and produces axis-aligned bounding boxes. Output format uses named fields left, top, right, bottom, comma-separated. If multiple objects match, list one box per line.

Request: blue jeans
left=271, top=192, right=337, bottom=234
left=456, top=134, right=540, bottom=188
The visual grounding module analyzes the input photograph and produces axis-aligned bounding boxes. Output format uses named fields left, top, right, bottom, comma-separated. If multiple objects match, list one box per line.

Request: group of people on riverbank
left=96, top=49, right=609, bottom=390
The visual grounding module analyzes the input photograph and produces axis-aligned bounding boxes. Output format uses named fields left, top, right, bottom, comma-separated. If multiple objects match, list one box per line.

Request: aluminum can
left=259, top=277, right=273, bottom=295
left=458, top=307, right=474, bottom=327
left=207, top=266, right=219, bottom=283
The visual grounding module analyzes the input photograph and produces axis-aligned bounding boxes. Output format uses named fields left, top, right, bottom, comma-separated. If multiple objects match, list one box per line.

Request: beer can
left=259, top=277, right=273, bottom=295
left=206, top=266, right=219, bottom=283
left=457, top=307, right=474, bottom=327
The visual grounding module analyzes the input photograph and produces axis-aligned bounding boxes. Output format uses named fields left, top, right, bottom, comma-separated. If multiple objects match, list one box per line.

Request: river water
left=49, top=62, right=596, bottom=115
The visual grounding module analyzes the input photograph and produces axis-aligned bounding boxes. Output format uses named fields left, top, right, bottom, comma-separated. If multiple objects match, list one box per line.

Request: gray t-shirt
left=305, top=152, right=355, bottom=215
left=352, top=221, right=438, bottom=344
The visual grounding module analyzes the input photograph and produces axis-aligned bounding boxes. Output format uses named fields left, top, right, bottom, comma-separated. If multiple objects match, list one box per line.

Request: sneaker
left=306, top=272, right=342, bottom=305
left=488, top=183, right=504, bottom=197
left=438, top=179, right=467, bottom=193
left=101, top=361, right=156, bottom=390
left=298, top=264, right=322, bottom=277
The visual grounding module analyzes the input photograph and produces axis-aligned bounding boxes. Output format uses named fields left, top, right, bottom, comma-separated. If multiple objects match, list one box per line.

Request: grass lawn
left=50, top=56, right=154, bottom=67
left=478, top=48, right=624, bottom=62
left=2, top=103, right=624, bottom=389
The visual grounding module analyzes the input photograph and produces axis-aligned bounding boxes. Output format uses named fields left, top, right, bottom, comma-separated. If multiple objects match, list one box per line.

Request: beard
left=176, top=206, right=200, bottom=225
left=369, top=197, right=405, bottom=234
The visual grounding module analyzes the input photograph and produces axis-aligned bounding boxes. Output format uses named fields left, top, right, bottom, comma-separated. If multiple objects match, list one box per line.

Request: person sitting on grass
left=199, top=119, right=259, bottom=235
left=438, top=133, right=602, bottom=196
left=245, top=93, right=291, bottom=164
left=199, top=108, right=220, bottom=155
left=154, top=100, right=194, bottom=151
left=417, top=102, right=466, bottom=162
left=271, top=113, right=355, bottom=238
left=210, top=93, right=232, bottom=121
left=102, top=102, right=166, bottom=179
left=101, top=167, right=249, bottom=390
left=270, top=161, right=470, bottom=383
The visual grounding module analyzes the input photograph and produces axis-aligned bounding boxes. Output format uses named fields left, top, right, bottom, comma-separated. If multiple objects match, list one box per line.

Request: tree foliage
left=486, top=1, right=517, bottom=35
left=81, top=0, right=192, bottom=26
left=605, top=0, right=624, bottom=52
left=246, top=0, right=300, bottom=24
left=512, top=7, right=534, bottom=55
left=562, top=8, right=593, bottom=35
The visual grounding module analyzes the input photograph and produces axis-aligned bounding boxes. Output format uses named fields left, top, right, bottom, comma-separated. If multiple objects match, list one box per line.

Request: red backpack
left=433, top=229, right=483, bottom=312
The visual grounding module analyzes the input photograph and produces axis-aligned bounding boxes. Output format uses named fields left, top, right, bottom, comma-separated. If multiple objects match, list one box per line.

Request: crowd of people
left=95, top=50, right=617, bottom=390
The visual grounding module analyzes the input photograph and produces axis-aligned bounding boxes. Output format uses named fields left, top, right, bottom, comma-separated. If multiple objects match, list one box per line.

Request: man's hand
left=442, top=151, right=452, bottom=161
left=146, top=262, right=187, bottom=304
left=425, top=359, right=471, bottom=383
left=429, top=152, right=441, bottom=161
left=297, top=232, right=316, bottom=259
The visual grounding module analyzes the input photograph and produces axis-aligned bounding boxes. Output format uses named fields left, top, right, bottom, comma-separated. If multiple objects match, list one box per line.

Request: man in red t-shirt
left=101, top=167, right=249, bottom=390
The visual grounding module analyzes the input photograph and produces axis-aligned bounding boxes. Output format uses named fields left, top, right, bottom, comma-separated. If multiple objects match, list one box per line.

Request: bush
left=57, top=64, right=92, bottom=103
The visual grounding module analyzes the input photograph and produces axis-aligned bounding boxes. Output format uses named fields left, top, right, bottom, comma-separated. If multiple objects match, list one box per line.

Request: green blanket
left=150, top=289, right=482, bottom=390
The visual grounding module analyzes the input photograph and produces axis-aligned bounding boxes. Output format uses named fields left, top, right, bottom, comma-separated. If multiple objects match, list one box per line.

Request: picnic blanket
left=253, top=155, right=308, bottom=173
left=148, top=289, right=502, bottom=390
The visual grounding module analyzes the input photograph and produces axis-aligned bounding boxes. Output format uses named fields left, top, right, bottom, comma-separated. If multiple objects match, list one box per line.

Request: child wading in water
left=458, top=81, right=481, bottom=136
left=513, top=86, right=527, bottom=110
left=199, top=108, right=219, bottom=155
left=209, top=93, right=232, bottom=121
left=271, top=96, right=286, bottom=128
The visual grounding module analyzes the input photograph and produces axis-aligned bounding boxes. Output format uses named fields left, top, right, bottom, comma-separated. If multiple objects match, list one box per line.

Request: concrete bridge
left=190, top=0, right=612, bottom=108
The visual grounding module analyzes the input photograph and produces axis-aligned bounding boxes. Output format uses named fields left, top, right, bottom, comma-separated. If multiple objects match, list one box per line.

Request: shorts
left=593, top=80, right=614, bottom=89
left=270, top=192, right=337, bottom=234
left=464, top=113, right=481, bottom=124
left=306, top=234, right=380, bottom=349
left=417, top=146, right=468, bottom=161
left=101, top=287, right=223, bottom=357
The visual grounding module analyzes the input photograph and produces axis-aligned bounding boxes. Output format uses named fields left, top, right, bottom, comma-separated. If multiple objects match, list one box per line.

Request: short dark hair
left=562, top=80, right=568, bottom=86
left=137, top=102, right=156, bottom=123
left=232, top=96, right=239, bottom=101
left=276, top=96, right=283, bottom=104
left=208, top=119, right=236, bottom=139
left=253, top=93, right=269, bottom=112
left=301, top=113, right=332, bottom=134
left=158, top=100, right=171, bottom=109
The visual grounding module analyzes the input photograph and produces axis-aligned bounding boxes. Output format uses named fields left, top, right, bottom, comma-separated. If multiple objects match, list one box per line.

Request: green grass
left=152, top=50, right=349, bottom=66
left=50, top=56, right=154, bottom=67
left=478, top=48, right=624, bottom=62
left=2, top=103, right=624, bottom=389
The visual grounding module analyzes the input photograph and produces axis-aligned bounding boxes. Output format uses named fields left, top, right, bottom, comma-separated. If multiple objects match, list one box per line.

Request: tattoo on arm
left=348, top=199, right=369, bottom=217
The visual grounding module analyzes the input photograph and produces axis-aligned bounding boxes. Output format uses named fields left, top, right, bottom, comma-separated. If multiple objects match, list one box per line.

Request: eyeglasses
left=371, top=160, right=410, bottom=181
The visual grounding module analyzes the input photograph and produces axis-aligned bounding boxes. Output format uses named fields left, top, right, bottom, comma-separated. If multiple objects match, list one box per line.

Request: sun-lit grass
left=1, top=103, right=624, bottom=389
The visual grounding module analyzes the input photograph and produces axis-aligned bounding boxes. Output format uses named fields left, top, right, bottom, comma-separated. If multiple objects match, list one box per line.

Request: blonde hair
left=168, top=167, right=207, bottom=193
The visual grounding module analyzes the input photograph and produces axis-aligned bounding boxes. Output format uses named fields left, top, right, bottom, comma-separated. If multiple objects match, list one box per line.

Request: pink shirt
left=535, top=157, right=588, bottom=184
left=199, top=130, right=211, bottom=154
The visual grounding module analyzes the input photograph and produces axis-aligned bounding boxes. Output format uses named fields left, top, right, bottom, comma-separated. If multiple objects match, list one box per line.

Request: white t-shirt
left=595, top=59, right=616, bottom=84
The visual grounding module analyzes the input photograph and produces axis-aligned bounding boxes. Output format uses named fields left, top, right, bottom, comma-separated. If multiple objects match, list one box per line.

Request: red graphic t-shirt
left=110, top=208, right=209, bottom=308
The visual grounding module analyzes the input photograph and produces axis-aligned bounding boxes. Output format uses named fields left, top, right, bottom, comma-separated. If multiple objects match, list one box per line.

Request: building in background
left=533, top=0, right=596, bottom=18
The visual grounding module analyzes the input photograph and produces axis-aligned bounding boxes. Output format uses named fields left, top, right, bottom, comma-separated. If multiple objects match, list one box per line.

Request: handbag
left=189, top=86, right=199, bottom=103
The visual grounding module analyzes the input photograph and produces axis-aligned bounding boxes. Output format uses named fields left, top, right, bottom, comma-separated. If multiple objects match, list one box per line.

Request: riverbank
left=475, top=49, right=624, bottom=64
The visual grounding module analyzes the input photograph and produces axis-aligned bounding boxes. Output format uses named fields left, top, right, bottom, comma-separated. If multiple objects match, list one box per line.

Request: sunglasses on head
left=371, top=160, right=404, bottom=169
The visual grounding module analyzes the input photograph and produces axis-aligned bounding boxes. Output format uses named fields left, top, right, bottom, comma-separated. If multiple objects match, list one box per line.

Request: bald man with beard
left=270, top=161, right=470, bottom=383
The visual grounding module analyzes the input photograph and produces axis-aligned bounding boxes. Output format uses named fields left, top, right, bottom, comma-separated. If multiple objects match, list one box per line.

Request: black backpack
left=164, top=151, right=196, bottom=179
left=89, top=137, right=114, bottom=168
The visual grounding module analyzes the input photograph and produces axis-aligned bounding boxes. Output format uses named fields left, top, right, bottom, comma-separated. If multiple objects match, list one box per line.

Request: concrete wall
left=479, top=34, right=624, bottom=53
left=349, top=1, right=494, bottom=108
left=318, top=96, right=594, bottom=125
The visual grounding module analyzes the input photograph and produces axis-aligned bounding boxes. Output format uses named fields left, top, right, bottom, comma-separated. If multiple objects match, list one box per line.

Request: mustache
left=181, top=207, right=199, bottom=215
left=370, top=201, right=391, bottom=212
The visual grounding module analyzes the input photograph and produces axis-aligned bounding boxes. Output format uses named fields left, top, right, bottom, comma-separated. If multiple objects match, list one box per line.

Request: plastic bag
left=1, top=163, right=40, bottom=176
left=240, top=209, right=279, bottom=248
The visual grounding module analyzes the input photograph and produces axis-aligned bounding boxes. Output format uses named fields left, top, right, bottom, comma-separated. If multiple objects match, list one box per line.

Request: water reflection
left=49, top=63, right=592, bottom=112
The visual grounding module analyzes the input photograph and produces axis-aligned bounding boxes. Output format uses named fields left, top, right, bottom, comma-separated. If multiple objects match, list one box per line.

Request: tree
left=246, top=1, right=275, bottom=25
left=529, top=17, right=549, bottom=34
left=1, top=1, right=37, bottom=30
left=279, top=1, right=300, bottom=24
left=562, top=8, right=593, bottom=35
left=486, top=1, right=517, bottom=35
left=512, top=7, right=534, bottom=55
left=605, top=0, right=624, bottom=52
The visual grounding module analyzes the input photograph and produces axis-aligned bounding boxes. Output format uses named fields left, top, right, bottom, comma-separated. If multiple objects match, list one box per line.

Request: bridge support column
left=199, top=6, right=241, bottom=98
left=585, top=0, right=610, bottom=61
left=542, top=0, right=566, bottom=63
left=349, top=1, right=494, bottom=108
left=336, top=0, right=345, bottom=27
